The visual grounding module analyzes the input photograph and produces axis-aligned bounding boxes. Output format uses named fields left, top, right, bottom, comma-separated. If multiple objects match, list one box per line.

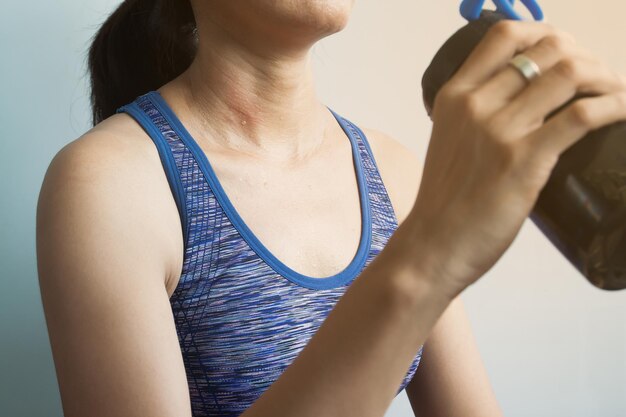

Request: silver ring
left=508, top=54, right=542, bottom=83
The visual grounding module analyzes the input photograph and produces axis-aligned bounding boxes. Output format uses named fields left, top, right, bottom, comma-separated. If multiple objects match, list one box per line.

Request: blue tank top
left=116, top=91, right=423, bottom=416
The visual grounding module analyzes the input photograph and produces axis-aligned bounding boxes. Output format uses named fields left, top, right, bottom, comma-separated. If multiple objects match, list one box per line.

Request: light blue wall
left=0, top=2, right=117, bottom=415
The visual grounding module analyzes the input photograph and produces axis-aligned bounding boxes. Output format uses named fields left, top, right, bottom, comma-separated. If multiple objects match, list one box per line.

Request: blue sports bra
left=116, top=90, right=423, bottom=416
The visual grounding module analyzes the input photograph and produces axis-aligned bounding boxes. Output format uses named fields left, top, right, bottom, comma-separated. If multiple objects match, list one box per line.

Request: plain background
left=1, top=1, right=625, bottom=416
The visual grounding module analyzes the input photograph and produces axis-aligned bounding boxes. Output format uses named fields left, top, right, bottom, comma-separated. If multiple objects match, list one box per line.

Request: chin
left=287, top=0, right=355, bottom=37
left=198, top=0, right=356, bottom=47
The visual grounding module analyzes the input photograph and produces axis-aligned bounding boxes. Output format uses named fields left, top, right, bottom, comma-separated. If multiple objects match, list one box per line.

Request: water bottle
left=421, top=6, right=626, bottom=290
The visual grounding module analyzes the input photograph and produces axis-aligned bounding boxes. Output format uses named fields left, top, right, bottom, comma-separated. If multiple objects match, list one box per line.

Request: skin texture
left=36, top=1, right=626, bottom=417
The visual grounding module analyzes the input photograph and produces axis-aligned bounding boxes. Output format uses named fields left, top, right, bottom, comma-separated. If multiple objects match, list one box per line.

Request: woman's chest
left=209, top=150, right=366, bottom=279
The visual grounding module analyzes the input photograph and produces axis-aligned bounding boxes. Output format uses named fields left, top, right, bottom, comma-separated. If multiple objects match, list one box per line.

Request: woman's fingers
left=525, top=90, right=626, bottom=157
left=497, top=56, right=626, bottom=136
left=450, top=19, right=556, bottom=89
left=475, top=33, right=577, bottom=113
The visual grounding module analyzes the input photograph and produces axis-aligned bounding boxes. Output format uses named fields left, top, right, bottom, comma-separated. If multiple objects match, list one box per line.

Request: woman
left=36, top=0, right=626, bottom=416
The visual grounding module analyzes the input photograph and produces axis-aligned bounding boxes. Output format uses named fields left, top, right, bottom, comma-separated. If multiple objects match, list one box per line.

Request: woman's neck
left=165, top=18, right=332, bottom=162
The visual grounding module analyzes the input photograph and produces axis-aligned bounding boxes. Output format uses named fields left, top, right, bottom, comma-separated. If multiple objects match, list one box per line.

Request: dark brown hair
left=87, top=0, right=197, bottom=126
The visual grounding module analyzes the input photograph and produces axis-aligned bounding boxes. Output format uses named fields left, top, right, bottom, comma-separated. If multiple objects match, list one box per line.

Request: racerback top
left=116, top=90, right=423, bottom=416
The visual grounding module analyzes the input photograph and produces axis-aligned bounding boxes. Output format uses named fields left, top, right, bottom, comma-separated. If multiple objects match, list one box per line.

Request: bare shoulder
left=51, top=112, right=157, bottom=169
left=359, top=126, right=423, bottom=225
left=37, top=113, right=183, bottom=293
left=35, top=114, right=192, bottom=417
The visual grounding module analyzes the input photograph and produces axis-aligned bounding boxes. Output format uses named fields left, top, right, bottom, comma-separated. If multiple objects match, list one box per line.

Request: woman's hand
left=403, top=19, right=626, bottom=299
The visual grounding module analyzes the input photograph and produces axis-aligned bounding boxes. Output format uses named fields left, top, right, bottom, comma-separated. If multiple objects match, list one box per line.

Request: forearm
left=242, top=220, right=453, bottom=417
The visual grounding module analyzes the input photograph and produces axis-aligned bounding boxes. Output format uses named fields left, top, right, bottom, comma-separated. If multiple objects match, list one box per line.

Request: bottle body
left=421, top=10, right=626, bottom=290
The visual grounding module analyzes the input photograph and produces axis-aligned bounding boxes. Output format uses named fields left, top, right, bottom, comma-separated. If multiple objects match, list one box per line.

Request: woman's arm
left=360, top=128, right=503, bottom=417
left=406, top=296, right=504, bottom=417
left=37, top=133, right=192, bottom=417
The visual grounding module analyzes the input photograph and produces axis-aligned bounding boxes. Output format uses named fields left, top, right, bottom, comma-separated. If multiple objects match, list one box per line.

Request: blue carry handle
left=460, top=0, right=544, bottom=21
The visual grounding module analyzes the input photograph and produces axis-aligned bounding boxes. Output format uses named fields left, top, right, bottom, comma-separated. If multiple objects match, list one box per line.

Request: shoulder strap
left=115, top=99, right=189, bottom=245
left=341, top=117, right=399, bottom=228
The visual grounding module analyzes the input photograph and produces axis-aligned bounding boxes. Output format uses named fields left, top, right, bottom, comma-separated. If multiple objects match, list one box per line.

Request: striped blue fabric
left=116, top=91, right=423, bottom=416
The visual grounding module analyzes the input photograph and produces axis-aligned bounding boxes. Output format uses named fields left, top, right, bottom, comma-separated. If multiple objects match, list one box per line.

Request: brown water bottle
left=421, top=9, right=626, bottom=290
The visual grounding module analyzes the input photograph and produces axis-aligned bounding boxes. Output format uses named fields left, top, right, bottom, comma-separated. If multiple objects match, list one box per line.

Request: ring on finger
left=508, top=53, right=542, bottom=83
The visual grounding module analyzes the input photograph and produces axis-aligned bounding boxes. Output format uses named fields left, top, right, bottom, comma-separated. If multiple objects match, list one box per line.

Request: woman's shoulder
left=54, top=111, right=158, bottom=170
left=36, top=117, right=193, bottom=417
left=45, top=112, right=168, bottom=214
left=38, top=113, right=184, bottom=293
left=358, top=126, right=423, bottom=226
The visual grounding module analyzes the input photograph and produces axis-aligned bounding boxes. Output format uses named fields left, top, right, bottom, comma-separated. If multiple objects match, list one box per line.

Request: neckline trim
left=146, top=90, right=372, bottom=290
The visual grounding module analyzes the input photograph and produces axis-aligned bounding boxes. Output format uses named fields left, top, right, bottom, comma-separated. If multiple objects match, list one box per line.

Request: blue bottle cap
left=460, top=0, right=544, bottom=21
